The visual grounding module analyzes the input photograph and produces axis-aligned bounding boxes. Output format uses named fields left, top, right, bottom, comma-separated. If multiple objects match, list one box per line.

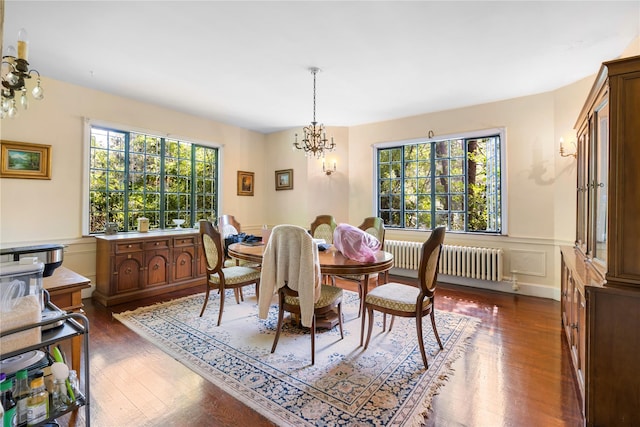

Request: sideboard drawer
left=144, top=239, right=170, bottom=250
left=174, top=236, right=197, bottom=247
left=115, top=242, right=144, bottom=253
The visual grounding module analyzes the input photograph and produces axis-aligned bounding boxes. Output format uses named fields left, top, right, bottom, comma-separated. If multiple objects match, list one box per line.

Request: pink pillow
left=333, top=223, right=381, bottom=263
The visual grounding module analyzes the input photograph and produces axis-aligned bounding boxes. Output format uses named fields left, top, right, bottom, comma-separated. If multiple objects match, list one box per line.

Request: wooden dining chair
left=259, top=224, right=344, bottom=365
left=199, top=220, right=261, bottom=326
left=361, top=226, right=446, bottom=369
left=218, top=214, right=241, bottom=237
left=310, top=215, right=338, bottom=285
left=310, top=215, right=338, bottom=244
left=218, top=214, right=260, bottom=271
left=332, top=217, right=386, bottom=317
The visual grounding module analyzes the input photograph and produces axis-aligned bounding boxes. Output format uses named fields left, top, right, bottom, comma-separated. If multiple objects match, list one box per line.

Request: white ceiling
left=4, top=1, right=639, bottom=133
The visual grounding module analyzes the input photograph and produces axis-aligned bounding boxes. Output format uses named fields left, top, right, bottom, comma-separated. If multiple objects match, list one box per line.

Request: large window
left=377, top=130, right=502, bottom=233
left=88, top=125, right=218, bottom=234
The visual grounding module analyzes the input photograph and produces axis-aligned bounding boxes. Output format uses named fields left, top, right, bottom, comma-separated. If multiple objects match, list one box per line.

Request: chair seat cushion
left=365, top=282, right=431, bottom=312
left=210, top=266, right=261, bottom=285
left=284, top=284, right=343, bottom=308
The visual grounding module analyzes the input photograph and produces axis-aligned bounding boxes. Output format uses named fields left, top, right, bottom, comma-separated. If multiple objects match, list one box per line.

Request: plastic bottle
left=0, top=375, right=17, bottom=427
left=13, top=370, right=30, bottom=427
left=26, top=372, right=48, bottom=426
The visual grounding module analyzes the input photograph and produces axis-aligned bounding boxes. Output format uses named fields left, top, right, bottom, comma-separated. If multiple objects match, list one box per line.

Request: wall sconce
left=559, top=138, right=577, bottom=158
left=323, top=160, right=336, bottom=176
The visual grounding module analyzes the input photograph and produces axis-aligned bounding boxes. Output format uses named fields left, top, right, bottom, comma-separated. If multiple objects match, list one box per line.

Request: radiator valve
left=511, top=275, right=519, bottom=291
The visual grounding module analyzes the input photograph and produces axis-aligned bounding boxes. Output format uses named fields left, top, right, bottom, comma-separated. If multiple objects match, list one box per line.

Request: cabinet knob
left=180, top=259, right=186, bottom=266
left=127, top=244, right=132, bottom=248
left=153, top=264, right=159, bottom=270
left=155, top=242, right=159, bottom=246
left=570, top=323, right=578, bottom=330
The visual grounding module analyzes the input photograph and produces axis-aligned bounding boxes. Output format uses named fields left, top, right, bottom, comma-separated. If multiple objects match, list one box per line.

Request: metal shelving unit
left=0, top=301, right=90, bottom=426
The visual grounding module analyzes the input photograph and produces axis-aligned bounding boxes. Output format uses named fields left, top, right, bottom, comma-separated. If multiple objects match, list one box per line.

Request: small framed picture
left=237, top=171, right=254, bottom=196
left=275, top=169, right=293, bottom=191
left=0, top=140, right=52, bottom=180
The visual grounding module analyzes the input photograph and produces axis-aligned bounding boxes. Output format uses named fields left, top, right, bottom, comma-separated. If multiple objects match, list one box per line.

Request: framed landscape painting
left=275, top=169, right=293, bottom=190
left=237, top=170, right=254, bottom=196
left=0, top=140, right=52, bottom=179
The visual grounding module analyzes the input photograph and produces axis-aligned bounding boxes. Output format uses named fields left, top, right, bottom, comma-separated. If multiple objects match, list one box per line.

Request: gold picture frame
left=237, top=170, right=254, bottom=196
left=275, top=169, right=293, bottom=190
left=0, top=140, right=52, bottom=180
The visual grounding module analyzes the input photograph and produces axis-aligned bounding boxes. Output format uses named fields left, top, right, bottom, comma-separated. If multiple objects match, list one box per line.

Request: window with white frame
left=88, top=125, right=219, bottom=234
left=377, top=130, right=503, bottom=233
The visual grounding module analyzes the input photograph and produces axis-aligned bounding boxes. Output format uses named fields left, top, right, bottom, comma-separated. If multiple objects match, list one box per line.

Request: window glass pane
left=404, top=195, right=417, bottom=210
left=417, top=212, right=431, bottom=229
left=405, top=212, right=417, bottom=228
left=376, top=132, right=502, bottom=233
left=89, top=126, right=218, bottom=233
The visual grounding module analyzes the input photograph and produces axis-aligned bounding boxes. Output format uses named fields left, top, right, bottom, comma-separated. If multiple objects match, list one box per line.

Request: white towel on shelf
left=258, top=224, right=321, bottom=327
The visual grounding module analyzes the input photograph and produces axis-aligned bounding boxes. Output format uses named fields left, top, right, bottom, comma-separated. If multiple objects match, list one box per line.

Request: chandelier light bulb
left=5, top=45, right=17, bottom=59
left=17, top=28, right=29, bottom=61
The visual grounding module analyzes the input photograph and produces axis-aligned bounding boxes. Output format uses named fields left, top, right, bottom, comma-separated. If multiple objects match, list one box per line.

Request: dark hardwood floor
left=57, top=276, right=583, bottom=426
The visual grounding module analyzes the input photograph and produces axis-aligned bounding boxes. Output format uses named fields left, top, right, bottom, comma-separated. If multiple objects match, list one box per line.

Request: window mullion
left=463, top=138, right=469, bottom=232
left=190, top=145, right=196, bottom=226
left=430, top=141, right=436, bottom=230
left=400, top=146, right=406, bottom=228
left=160, top=137, right=166, bottom=228
left=123, top=133, right=131, bottom=231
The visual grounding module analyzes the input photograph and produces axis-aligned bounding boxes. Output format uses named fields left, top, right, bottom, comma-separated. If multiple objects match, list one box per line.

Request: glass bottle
left=67, top=371, right=79, bottom=399
left=51, top=379, right=70, bottom=412
left=26, top=372, right=48, bottom=426
left=0, top=376, right=16, bottom=427
left=13, top=370, right=30, bottom=427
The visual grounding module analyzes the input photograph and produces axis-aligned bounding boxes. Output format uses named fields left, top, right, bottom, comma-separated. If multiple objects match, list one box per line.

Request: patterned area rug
left=114, top=289, right=479, bottom=426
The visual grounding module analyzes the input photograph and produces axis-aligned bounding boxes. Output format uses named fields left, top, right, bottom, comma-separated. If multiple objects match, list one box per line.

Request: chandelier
left=1, top=28, right=44, bottom=119
left=293, top=67, right=335, bottom=158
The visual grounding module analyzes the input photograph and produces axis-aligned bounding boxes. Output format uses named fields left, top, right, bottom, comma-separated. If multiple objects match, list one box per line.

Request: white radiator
left=384, top=240, right=503, bottom=282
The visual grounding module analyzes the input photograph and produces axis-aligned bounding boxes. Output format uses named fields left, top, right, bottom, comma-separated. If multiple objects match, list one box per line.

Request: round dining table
left=228, top=241, right=394, bottom=322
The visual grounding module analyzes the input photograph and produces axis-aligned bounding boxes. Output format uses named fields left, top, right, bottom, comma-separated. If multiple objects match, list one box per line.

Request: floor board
left=56, top=276, right=583, bottom=426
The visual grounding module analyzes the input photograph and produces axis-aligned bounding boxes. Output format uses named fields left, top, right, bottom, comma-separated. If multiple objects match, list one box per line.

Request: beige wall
left=2, top=39, right=638, bottom=299
left=264, top=126, right=350, bottom=228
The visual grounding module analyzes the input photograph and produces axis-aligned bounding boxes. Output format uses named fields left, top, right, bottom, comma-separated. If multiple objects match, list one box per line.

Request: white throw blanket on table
left=258, top=224, right=321, bottom=327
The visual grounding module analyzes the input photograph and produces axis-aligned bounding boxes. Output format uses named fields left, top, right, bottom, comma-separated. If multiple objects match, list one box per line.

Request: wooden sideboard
left=561, top=55, right=640, bottom=426
left=93, top=230, right=206, bottom=306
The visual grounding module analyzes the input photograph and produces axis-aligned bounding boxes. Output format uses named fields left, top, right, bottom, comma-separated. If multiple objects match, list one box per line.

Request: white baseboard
left=390, top=268, right=560, bottom=301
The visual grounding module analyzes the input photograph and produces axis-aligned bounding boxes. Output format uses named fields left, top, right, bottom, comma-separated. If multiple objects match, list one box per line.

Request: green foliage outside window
left=89, top=126, right=218, bottom=234
left=377, top=134, right=502, bottom=233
